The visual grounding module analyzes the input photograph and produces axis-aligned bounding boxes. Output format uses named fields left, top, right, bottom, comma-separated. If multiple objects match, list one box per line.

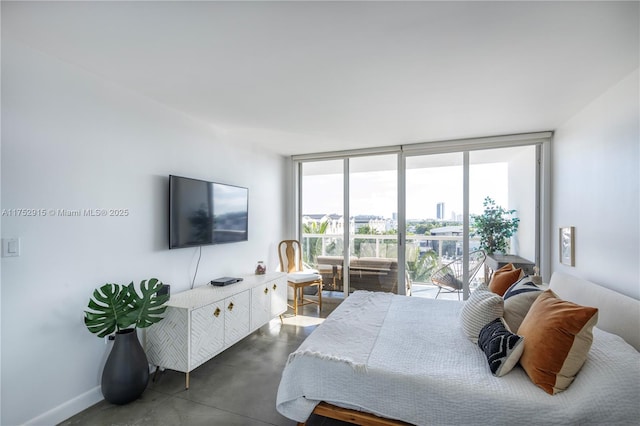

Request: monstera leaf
left=84, top=278, right=168, bottom=338
left=127, top=278, right=169, bottom=329
left=84, top=283, right=134, bottom=338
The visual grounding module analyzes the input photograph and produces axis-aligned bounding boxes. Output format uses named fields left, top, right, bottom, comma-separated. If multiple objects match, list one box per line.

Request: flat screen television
left=169, top=175, right=248, bottom=249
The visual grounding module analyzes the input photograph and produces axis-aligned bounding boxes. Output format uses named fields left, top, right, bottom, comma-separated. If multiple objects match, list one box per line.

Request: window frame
left=292, top=132, right=552, bottom=297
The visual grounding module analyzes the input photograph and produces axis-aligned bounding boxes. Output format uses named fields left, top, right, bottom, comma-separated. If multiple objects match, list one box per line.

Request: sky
left=302, top=162, right=509, bottom=221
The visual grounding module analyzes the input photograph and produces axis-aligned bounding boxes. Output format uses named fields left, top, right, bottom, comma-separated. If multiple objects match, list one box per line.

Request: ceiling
left=3, top=1, right=638, bottom=156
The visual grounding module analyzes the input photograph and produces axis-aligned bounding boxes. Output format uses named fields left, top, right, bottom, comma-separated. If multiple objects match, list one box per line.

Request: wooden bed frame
left=296, top=271, right=640, bottom=426
left=299, top=402, right=410, bottom=426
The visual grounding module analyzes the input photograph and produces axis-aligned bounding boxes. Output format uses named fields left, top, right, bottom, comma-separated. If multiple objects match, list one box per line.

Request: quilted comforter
left=276, top=291, right=640, bottom=425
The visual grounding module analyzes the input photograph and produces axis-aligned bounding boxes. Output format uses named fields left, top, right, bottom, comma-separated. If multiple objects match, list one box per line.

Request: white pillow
left=460, top=285, right=504, bottom=343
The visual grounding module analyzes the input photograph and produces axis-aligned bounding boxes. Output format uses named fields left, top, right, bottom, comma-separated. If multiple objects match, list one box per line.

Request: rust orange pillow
left=489, top=264, right=524, bottom=296
left=493, top=263, right=514, bottom=274
left=518, top=290, right=598, bottom=395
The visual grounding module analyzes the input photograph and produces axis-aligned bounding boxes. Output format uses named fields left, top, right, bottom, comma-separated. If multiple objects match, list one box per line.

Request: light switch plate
left=2, top=237, right=20, bottom=257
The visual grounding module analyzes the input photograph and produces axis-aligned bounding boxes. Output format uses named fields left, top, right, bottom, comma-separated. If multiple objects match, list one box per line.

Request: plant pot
left=101, top=328, right=149, bottom=405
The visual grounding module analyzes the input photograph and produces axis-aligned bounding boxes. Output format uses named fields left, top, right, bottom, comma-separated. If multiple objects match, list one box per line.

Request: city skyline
left=302, top=162, right=509, bottom=221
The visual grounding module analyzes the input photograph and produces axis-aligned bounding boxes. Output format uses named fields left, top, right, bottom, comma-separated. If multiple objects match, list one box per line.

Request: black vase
left=101, top=328, right=149, bottom=405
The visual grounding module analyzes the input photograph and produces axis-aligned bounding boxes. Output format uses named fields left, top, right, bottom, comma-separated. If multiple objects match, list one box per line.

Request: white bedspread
left=276, top=291, right=640, bottom=425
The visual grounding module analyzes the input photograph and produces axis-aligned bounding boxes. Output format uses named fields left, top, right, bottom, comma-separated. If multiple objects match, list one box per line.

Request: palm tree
left=303, top=217, right=329, bottom=265
left=407, top=250, right=439, bottom=282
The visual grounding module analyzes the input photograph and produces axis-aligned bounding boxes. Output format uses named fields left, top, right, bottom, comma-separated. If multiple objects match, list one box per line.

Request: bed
left=276, top=271, right=640, bottom=425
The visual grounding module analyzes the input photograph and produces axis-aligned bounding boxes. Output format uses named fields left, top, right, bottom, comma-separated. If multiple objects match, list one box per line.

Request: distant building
left=437, top=202, right=445, bottom=220
left=303, top=214, right=396, bottom=235
left=430, top=225, right=463, bottom=236
left=352, top=215, right=387, bottom=234
left=302, top=214, right=343, bottom=234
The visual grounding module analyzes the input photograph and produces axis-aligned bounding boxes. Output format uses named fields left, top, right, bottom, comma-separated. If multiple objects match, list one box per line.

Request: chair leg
left=317, top=283, right=322, bottom=312
left=435, top=287, right=442, bottom=299
left=294, top=286, right=299, bottom=316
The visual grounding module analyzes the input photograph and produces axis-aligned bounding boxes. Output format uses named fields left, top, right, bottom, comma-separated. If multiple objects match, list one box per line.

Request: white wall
left=552, top=68, right=639, bottom=299
left=1, top=40, right=288, bottom=425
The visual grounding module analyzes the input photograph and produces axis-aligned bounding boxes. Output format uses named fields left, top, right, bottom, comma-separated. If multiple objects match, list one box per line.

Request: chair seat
left=287, top=272, right=322, bottom=283
left=431, top=250, right=486, bottom=300
left=278, top=239, right=323, bottom=316
left=432, top=272, right=463, bottom=290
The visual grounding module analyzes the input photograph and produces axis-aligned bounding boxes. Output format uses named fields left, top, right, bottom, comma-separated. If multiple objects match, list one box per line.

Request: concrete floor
left=59, top=285, right=458, bottom=426
left=59, top=299, right=349, bottom=426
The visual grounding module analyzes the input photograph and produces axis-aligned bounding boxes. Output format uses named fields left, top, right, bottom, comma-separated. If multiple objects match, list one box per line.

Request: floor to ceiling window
left=295, top=133, right=549, bottom=300
left=404, top=152, right=464, bottom=298
left=300, top=160, right=345, bottom=294
left=348, top=155, right=398, bottom=294
left=469, top=145, right=538, bottom=265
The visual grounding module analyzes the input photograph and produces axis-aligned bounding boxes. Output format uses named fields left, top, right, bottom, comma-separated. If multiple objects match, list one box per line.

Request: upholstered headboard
left=549, top=271, right=640, bottom=351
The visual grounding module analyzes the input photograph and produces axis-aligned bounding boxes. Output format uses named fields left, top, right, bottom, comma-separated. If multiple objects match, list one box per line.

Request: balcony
left=302, top=233, right=485, bottom=300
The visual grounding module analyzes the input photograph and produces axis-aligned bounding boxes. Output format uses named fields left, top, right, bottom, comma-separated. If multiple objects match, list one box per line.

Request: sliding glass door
left=300, top=155, right=399, bottom=298
left=300, top=160, right=344, bottom=294
left=348, top=155, right=398, bottom=294
left=296, top=134, right=546, bottom=301
left=405, top=153, right=464, bottom=299
left=469, top=146, right=537, bottom=265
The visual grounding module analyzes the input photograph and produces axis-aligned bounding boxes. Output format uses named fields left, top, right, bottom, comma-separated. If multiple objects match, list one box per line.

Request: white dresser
left=145, top=272, right=287, bottom=388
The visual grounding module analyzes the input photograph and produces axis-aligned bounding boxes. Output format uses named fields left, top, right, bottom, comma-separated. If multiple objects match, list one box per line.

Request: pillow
left=503, top=276, right=543, bottom=333
left=489, top=264, right=524, bottom=296
left=478, top=318, right=525, bottom=377
left=518, top=290, right=598, bottom=395
left=460, top=285, right=504, bottom=343
left=287, top=271, right=321, bottom=283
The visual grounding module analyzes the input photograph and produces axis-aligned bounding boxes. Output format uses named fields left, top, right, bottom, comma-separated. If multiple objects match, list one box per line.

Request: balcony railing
left=302, top=233, right=481, bottom=284
left=302, top=233, right=469, bottom=257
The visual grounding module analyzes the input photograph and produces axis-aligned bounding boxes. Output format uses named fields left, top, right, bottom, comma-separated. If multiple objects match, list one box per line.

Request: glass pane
left=301, top=160, right=344, bottom=297
left=348, top=155, right=399, bottom=294
left=469, top=146, right=537, bottom=284
left=406, top=153, right=464, bottom=299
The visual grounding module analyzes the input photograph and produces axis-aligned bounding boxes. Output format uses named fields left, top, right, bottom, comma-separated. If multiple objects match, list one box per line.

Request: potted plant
left=84, top=278, right=169, bottom=405
left=471, top=197, right=520, bottom=255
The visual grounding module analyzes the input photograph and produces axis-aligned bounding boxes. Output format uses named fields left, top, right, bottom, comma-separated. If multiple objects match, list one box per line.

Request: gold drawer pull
left=213, top=307, right=221, bottom=317
left=264, top=287, right=269, bottom=295
left=227, top=302, right=234, bottom=311
left=272, top=284, right=277, bottom=291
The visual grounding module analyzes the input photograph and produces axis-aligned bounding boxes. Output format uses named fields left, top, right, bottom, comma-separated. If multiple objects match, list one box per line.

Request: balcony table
left=484, top=253, right=535, bottom=283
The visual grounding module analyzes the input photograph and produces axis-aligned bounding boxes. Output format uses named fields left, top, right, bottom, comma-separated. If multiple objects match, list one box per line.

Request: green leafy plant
left=407, top=250, right=439, bottom=282
left=303, top=217, right=329, bottom=265
left=84, top=278, right=169, bottom=338
left=471, top=197, right=520, bottom=255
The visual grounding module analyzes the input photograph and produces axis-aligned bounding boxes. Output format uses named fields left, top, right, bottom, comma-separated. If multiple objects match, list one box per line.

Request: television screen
left=212, top=183, right=249, bottom=243
left=169, top=175, right=248, bottom=249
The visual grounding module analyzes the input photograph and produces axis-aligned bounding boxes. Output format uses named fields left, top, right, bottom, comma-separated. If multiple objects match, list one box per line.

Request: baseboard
left=24, top=386, right=103, bottom=426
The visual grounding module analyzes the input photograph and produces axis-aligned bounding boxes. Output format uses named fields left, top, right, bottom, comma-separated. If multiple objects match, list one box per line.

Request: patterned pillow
left=518, top=290, right=598, bottom=395
left=503, top=276, right=543, bottom=333
left=489, top=264, right=525, bottom=296
left=460, top=285, right=504, bottom=343
left=478, top=318, right=525, bottom=377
